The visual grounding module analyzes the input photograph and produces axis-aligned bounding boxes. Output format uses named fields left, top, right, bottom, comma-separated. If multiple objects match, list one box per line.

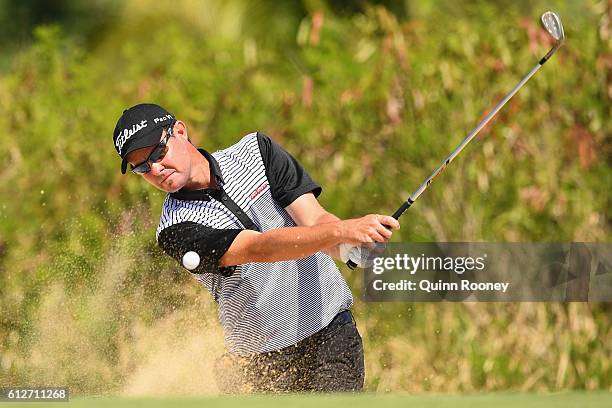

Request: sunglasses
left=130, top=124, right=174, bottom=174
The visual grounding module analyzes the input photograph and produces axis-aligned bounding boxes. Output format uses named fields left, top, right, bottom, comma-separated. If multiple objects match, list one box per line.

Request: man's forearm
left=313, top=212, right=342, bottom=259
left=258, top=223, right=342, bottom=261
left=221, top=222, right=344, bottom=265
left=220, top=212, right=399, bottom=266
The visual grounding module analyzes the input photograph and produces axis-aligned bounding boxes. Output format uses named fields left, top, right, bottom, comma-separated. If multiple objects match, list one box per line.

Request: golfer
left=112, top=103, right=399, bottom=392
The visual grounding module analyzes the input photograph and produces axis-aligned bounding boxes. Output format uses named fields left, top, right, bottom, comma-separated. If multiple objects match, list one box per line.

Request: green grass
left=4, top=392, right=611, bottom=408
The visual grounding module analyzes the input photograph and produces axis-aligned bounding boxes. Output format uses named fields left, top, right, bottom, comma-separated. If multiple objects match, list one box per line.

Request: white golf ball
left=182, top=251, right=200, bottom=270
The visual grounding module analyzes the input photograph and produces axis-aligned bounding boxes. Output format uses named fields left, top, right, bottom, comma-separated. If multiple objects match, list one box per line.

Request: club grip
left=391, top=198, right=413, bottom=220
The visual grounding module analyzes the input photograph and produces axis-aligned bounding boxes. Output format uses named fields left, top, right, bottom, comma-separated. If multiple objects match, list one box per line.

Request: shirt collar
left=198, top=148, right=224, bottom=185
left=169, top=148, right=224, bottom=201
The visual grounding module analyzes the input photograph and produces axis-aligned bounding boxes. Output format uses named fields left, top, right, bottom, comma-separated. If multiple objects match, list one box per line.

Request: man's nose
left=149, top=162, right=165, bottom=176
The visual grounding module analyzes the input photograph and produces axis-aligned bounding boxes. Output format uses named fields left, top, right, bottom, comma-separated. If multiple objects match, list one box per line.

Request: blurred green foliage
left=0, top=0, right=610, bottom=395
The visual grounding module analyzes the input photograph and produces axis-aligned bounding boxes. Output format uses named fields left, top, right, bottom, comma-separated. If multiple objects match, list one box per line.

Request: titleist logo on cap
left=115, top=114, right=173, bottom=155
left=115, top=120, right=147, bottom=154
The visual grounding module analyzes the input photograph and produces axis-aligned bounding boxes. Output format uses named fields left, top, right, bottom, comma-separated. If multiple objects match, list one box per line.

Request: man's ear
left=174, top=120, right=189, bottom=141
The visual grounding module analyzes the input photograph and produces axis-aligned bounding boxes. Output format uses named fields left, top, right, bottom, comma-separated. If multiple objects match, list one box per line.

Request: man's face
left=126, top=121, right=192, bottom=193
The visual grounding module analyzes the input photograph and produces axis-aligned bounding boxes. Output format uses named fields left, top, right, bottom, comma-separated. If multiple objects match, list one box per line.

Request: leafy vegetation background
left=0, top=0, right=609, bottom=395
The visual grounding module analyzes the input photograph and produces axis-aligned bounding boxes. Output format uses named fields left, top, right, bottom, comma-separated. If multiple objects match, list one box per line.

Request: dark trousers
left=215, top=310, right=365, bottom=393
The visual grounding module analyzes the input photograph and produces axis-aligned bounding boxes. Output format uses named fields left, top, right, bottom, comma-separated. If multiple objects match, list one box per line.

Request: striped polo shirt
left=155, top=132, right=353, bottom=355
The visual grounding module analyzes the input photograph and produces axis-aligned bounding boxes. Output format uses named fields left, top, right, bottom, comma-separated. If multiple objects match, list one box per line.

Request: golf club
left=346, top=11, right=565, bottom=269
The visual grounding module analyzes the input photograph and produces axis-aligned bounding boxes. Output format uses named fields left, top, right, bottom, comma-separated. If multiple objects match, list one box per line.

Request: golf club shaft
left=392, top=61, right=543, bottom=219
left=392, top=43, right=562, bottom=221
left=347, top=43, right=562, bottom=269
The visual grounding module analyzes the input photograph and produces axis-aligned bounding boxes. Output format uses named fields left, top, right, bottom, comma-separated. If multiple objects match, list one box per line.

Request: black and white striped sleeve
left=157, top=222, right=242, bottom=275
left=256, top=132, right=322, bottom=207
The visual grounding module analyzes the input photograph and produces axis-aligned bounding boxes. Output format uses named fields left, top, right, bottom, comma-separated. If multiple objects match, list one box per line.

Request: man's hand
left=337, top=215, right=399, bottom=266
left=337, top=214, right=400, bottom=246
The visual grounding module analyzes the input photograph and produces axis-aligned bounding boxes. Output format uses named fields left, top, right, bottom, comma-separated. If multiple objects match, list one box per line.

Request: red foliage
left=568, top=125, right=597, bottom=169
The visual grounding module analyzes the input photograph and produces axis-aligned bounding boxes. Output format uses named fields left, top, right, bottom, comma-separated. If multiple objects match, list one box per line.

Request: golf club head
left=541, top=11, right=565, bottom=43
